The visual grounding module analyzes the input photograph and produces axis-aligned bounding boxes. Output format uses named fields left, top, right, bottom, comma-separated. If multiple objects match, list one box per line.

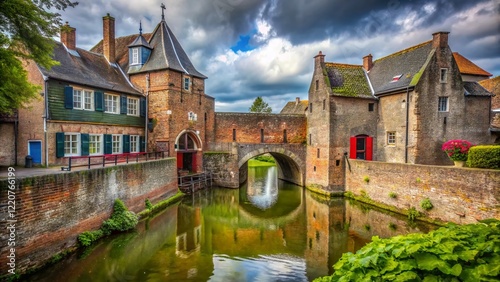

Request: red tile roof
left=453, top=52, right=492, bottom=77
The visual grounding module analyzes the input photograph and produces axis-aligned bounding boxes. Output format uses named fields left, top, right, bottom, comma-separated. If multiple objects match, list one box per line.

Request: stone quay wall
left=0, top=158, right=177, bottom=275
left=345, top=159, right=499, bottom=224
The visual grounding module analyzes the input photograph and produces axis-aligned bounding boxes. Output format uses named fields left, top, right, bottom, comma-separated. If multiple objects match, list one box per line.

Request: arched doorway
left=176, top=130, right=202, bottom=173
left=349, top=134, right=373, bottom=160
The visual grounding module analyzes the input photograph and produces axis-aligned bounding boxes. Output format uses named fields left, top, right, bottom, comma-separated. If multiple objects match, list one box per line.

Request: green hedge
left=467, top=145, right=500, bottom=169
left=315, top=219, right=500, bottom=282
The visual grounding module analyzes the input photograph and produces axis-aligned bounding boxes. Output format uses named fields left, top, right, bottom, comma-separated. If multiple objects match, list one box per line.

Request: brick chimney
left=60, top=22, right=76, bottom=50
left=363, top=54, right=373, bottom=71
left=103, top=13, right=115, bottom=63
left=295, top=97, right=300, bottom=105
left=432, top=31, right=450, bottom=49
left=314, top=51, right=325, bottom=67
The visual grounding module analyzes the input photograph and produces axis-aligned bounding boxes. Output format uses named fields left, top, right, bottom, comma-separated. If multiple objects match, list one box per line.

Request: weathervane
left=161, top=3, right=166, bottom=21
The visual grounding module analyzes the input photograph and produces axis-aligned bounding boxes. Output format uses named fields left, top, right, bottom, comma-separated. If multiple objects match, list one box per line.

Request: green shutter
left=140, top=136, right=146, bottom=152
left=81, top=133, right=89, bottom=156
left=56, top=132, right=65, bottom=158
left=140, top=97, right=146, bottom=117
left=120, top=95, right=127, bottom=114
left=123, top=135, right=130, bottom=153
left=64, top=86, right=73, bottom=109
left=104, top=134, right=112, bottom=154
left=95, top=91, right=103, bottom=112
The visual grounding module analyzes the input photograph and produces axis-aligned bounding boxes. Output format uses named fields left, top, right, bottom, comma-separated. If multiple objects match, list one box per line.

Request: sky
left=56, top=0, right=500, bottom=113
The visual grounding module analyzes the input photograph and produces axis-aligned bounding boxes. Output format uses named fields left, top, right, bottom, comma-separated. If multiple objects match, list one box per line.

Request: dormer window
left=440, top=68, right=448, bottom=83
left=391, top=74, right=403, bottom=83
left=132, top=48, right=139, bottom=65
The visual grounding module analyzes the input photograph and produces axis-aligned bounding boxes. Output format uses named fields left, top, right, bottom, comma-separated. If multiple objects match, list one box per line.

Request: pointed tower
left=127, top=4, right=214, bottom=173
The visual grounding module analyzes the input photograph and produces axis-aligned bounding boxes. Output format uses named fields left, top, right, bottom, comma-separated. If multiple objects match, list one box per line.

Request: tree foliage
left=0, top=0, right=78, bottom=114
left=315, top=219, right=500, bottom=282
left=249, top=96, right=272, bottom=113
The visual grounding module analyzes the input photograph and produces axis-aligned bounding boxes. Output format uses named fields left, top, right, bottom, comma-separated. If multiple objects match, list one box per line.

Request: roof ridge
left=325, top=62, right=362, bottom=68
left=375, top=40, right=432, bottom=62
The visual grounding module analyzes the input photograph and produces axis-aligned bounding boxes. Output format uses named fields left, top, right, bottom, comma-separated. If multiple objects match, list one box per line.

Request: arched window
left=177, top=133, right=198, bottom=151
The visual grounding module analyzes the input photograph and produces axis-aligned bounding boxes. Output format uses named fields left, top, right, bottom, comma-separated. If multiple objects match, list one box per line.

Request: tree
left=0, top=0, right=78, bottom=114
left=249, top=96, right=272, bottom=113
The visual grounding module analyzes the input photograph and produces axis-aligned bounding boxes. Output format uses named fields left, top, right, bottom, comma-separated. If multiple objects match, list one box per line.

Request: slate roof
left=368, top=41, right=434, bottom=96
left=453, top=52, right=492, bottom=77
left=280, top=100, right=308, bottom=114
left=325, top=63, right=372, bottom=98
left=463, top=82, right=492, bottom=96
left=40, top=42, right=141, bottom=95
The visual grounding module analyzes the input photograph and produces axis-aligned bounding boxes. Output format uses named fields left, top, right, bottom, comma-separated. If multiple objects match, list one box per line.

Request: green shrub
left=78, top=230, right=104, bottom=247
left=145, top=199, right=153, bottom=210
left=408, top=207, right=420, bottom=221
left=420, top=198, right=434, bottom=211
left=363, top=224, right=371, bottom=231
left=467, top=145, right=500, bottom=169
left=363, top=176, right=370, bottom=183
left=314, top=219, right=500, bottom=282
left=388, top=222, right=397, bottom=231
left=254, top=155, right=276, bottom=163
left=102, top=199, right=138, bottom=235
left=388, top=192, right=397, bottom=199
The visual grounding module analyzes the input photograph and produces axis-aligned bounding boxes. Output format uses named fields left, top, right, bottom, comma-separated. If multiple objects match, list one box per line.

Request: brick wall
left=345, top=159, right=499, bottom=224
left=0, top=123, right=15, bottom=166
left=0, top=159, right=177, bottom=274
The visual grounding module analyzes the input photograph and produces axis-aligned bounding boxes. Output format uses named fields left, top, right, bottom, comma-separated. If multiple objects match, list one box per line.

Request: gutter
left=44, top=77, right=49, bottom=168
left=405, top=86, right=410, bottom=163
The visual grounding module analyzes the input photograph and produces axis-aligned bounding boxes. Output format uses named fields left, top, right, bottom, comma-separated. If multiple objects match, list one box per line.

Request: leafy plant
left=314, top=219, right=500, bottom=282
left=78, top=230, right=104, bottom=247
left=408, top=207, right=420, bottom=221
left=420, top=198, right=434, bottom=211
left=363, top=176, right=370, bottom=183
left=145, top=199, right=153, bottom=210
left=388, top=192, right=397, bottom=199
left=467, top=145, right=500, bottom=169
left=388, top=222, right=397, bottom=231
left=360, top=190, right=368, bottom=198
left=416, top=177, right=422, bottom=183
left=101, top=199, right=138, bottom=235
left=363, top=224, right=371, bottom=231
left=442, top=139, right=473, bottom=161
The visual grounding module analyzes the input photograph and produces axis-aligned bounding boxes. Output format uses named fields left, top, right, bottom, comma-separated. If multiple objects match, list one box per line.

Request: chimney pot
left=103, top=14, right=116, bottom=63
left=432, top=31, right=450, bottom=49
left=295, top=97, right=300, bottom=105
left=314, top=51, right=325, bottom=67
left=60, top=22, right=76, bottom=50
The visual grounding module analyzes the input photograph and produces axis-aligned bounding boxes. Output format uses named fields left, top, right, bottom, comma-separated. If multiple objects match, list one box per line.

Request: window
left=64, top=133, right=79, bottom=156
left=83, top=90, right=94, bottom=110
left=440, top=68, right=448, bottom=83
left=132, top=48, right=139, bottom=64
left=349, top=135, right=373, bottom=160
left=368, top=103, right=374, bottom=112
left=438, top=97, right=448, bottom=112
left=323, top=99, right=326, bottom=110
left=127, top=97, right=139, bottom=116
left=317, top=148, right=320, bottom=158
left=283, top=129, right=287, bottom=143
left=232, top=129, right=236, bottom=141
left=387, top=132, right=396, bottom=145
left=309, top=103, right=313, bottom=113
left=89, top=134, right=103, bottom=155
left=260, top=128, right=264, bottom=143
left=112, top=135, right=122, bottom=154
left=105, top=94, right=120, bottom=114
left=130, top=135, right=140, bottom=153
left=315, top=80, right=319, bottom=90
left=73, top=89, right=82, bottom=109
left=184, top=77, right=190, bottom=90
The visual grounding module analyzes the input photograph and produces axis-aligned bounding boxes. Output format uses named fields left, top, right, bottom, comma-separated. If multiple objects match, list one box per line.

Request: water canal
left=28, top=165, right=435, bottom=281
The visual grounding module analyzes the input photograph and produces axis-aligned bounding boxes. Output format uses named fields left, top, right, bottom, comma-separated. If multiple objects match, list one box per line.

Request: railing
left=178, top=171, right=213, bottom=194
left=61, top=151, right=168, bottom=171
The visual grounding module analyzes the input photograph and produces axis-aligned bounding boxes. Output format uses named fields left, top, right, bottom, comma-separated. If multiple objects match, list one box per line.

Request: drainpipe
left=405, top=86, right=410, bottom=163
left=145, top=73, right=150, bottom=152
left=44, top=79, right=49, bottom=167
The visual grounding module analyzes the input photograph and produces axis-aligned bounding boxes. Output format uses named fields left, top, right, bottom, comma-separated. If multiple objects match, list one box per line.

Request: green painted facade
left=48, top=80, right=145, bottom=127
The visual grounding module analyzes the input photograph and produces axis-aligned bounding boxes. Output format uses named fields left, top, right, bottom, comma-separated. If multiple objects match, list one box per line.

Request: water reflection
left=246, top=166, right=279, bottom=210
left=28, top=166, right=436, bottom=282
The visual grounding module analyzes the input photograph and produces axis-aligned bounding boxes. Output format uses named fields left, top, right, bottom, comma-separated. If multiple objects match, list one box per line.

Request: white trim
left=127, top=97, right=140, bottom=116
left=130, top=135, right=140, bottom=153
left=89, top=134, right=103, bottom=155
left=440, top=68, right=448, bottom=83
left=111, top=134, right=122, bottom=154
left=64, top=133, right=80, bottom=157
left=104, top=93, right=120, bottom=114
left=438, top=96, right=449, bottom=112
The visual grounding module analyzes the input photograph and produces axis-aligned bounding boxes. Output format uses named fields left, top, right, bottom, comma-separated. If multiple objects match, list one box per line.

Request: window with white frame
left=112, top=135, right=122, bottom=154
left=184, top=77, right=190, bottom=90
left=130, top=135, right=140, bottom=153
left=127, top=97, right=139, bottom=116
left=387, top=132, right=396, bottom=145
left=105, top=94, right=120, bottom=114
left=440, top=68, right=448, bottom=83
left=89, top=134, right=103, bottom=155
left=438, top=97, right=449, bottom=112
left=73, top=89, right=82, bottom=109
left=132, top=48, right=139, bottom=65
left=64, top=133, right=79, bottom=156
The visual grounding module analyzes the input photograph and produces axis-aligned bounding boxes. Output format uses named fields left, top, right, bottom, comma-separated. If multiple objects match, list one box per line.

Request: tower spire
left=139, top=20, right=142, bottom=36
left=161, top=3, right=166, bottom=21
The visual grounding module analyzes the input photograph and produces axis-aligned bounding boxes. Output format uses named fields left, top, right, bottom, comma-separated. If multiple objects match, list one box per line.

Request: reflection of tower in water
left=246, top=166, right=279, bottom=210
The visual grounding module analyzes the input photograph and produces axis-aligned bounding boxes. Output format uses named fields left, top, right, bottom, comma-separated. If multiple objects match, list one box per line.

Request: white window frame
left=73, top=89, right=82, bottom=109
left=387, top=131, right=396, bottom=145
left=89, top=134, right=103, bottom=155
left=105, top=93, right=120, bottom=114
left=83, top=90, right=94, bottom=110
left=130, top=135, right=140, bottom=153
left=132, top=48, right=139, bottom=65
left=184, top=77, right=190, bottom=90
left=112, top=134, right=122, bottom=154
left=438, top=97, right=449, bottom=112
left=127, top=97, right=139, bottom=116
left=64, top=133, right=80, bottom=156
left=440, top=68, right=448, bottom=83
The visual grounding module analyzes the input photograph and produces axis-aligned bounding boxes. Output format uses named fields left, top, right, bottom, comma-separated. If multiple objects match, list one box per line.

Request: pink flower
left=442, top=140, right=473, bottom=161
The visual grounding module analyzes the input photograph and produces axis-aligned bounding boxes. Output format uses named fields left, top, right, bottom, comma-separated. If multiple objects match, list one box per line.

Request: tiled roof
left=479, top=76, right=500, bottom=109
left=453, top=52, right=492, bottom=77
left=280, top=100, right=308, bottom=114
left=40, top=42, right=141, bottom=95
left=463, top=82, right=491, bottom=96
left=368, top=41, right=433, bottom=95
left=325, top=63, right=372, bottom=98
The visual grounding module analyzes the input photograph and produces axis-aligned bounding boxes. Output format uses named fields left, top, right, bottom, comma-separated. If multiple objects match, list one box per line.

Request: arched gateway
left=175, top=130, right=203, bottom=173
